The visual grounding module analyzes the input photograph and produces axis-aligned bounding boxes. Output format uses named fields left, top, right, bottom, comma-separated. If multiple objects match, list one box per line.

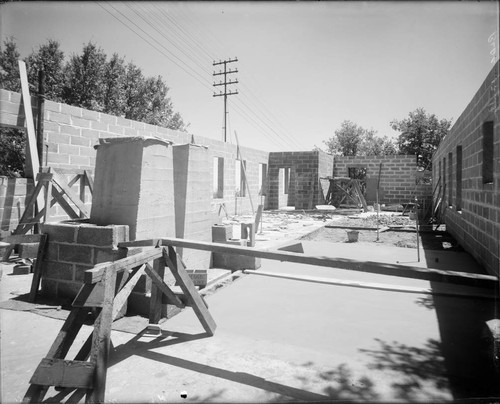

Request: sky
left=1, top=1, right=498, bottom=152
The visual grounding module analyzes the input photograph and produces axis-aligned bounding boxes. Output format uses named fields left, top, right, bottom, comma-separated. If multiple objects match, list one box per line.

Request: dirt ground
left=300, top=212, right=461, bottom=251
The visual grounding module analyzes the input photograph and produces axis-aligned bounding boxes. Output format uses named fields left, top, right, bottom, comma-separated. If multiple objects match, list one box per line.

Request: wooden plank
left=118, top=239, right=160, bottom=248
left=87, top=267, right=116, bottom=403
left=164, top=247, right=216, bottom=335
left=234, top=130, right=255, bottom=214
left=159, top=237, right=498, bottom=288
left=29, top=234, right=47, bottom=302
left=43, top=180, right=52, bottom=223
left=254, top=204, right=263, bottom=234
left=46, top=307, right=91, bottom=360
left=18, top=61, right=41, bottom=181
left=144, top=263, right=185, bottom=309
left=51, top=187, right=80, bottom=219
left=84, top=170, right=94, bottom=195
left=1, top=233, right=43, bottom=244
left=148, top=257, right=166, bottom=324
left=30, top=359, right=94, bottom=389
left=84, top=248, right=163, bottom=284
left=67, top=174, right=81, bottom=188
left=51, top=171, right=90, bottom=218
left=72, top=283, right=99, bottom=308
left=112, top=265, right=146, bottom=320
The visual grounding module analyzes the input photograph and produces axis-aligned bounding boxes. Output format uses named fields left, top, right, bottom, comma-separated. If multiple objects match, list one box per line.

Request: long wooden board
left=148, top=237, right=499, bottom=288
left=84, top=248, right=163, bottom=284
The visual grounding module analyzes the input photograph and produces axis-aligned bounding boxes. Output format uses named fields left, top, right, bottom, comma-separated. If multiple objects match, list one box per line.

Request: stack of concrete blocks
left=90, top=136, right=175, bottom=241
left=88, top=137, right=177, bottom=317
left=211, top=224, right=261, bottom=270
left=172, top=143, right=213, bottom=271
left=38, top=222, right=129, bottom=311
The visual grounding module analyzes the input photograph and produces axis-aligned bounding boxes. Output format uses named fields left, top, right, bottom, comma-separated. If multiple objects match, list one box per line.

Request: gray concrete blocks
left=90, top=137, right=175, bottom=241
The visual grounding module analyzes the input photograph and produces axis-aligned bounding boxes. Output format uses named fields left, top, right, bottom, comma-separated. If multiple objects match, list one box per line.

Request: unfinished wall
left=0, top=89, right=270, bottom=224
left=333, top=155, right=431, bottom=207
left=39, top=221, right=129, bottom=299
left=432, top=60, right=500, bottom=276
left=0, top=177, right=34, bottom=234
left=173, top=143, right=213, bottom=269
left=90, top=137, right=175, bottom=241
left=268, top=151, right=333, bottom=210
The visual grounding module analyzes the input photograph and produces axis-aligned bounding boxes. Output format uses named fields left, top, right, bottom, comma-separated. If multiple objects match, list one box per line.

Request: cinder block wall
left=268, top=151, right=332, bottom=209
left=333, top=155, right=431, bottom=206
left=432, top=60, right=500, bottom=276
left=39, top=222, right=129, bottom=299
left=0, top=89, right=270, bottom=222
left=0, top=177, right=34, bottom=233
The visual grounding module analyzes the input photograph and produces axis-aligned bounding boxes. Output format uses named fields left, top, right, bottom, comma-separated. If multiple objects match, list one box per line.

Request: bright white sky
left=1, top=1, right=498, bottom=152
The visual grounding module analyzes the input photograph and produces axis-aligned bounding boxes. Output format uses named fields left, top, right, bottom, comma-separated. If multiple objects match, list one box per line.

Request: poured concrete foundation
left=90, top=137, right=175, bottom=241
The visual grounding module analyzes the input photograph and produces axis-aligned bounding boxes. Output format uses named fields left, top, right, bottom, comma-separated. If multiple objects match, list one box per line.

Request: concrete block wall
left=268, top=151, right=332, bottom=210
left=333, top=155, right=431, bottom=206
left=432, top=60, right=500, bottom=276
left=0, top=177, right=34, bottom=233
left=0, top=89, right=269, bottom=221
left=173, top=143, right=213, bottom=269
left=90, top=137, right=175, bottom=241
left=39, top=221, right=129, bottom=299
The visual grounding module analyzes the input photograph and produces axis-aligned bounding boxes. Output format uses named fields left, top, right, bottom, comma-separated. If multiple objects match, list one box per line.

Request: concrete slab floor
left=2, top=236, right=499, bottom=403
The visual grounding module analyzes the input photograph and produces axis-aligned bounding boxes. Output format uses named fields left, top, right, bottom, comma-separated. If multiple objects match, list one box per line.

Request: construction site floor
left=2, top=237, right=499, bottom=403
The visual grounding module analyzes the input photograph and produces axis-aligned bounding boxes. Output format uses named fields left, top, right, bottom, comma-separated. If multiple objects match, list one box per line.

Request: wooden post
left=148, top=256, right=166, bottom=324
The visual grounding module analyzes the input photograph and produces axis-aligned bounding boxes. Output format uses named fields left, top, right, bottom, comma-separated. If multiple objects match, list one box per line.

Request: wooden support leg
left=148, top=257, right=166, bottom=324
left=28, top=234, right=48, bottom=302
left=163, top=246, right=216, bottom=336
left=86, top=267, right=116, bottom=404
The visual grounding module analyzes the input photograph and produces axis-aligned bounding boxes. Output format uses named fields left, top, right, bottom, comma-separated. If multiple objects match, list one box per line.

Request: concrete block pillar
left=90, top=137, right=175, bottom=241
left=173, top=143, right=212, bottom=269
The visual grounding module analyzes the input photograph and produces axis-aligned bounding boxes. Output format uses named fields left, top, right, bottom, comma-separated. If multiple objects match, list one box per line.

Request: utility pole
left=213, top=58, right=238, bottom=142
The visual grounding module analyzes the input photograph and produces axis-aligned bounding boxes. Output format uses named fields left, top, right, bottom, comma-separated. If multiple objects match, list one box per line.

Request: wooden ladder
left=23, top=246, right=216, bottom=403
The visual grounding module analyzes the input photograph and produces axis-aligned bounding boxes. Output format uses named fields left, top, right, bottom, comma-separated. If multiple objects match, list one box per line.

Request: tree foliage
left=0, top=38, right=187, bottom=176
left=323, top=120, right=398, bottom=157
left=391, top=108, right=451, bottom=169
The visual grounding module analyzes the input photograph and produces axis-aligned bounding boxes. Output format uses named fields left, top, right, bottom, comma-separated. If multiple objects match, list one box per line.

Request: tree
left=63, top=42, right=106, bottom=110
left=0, top=37, right=21, bottom=92
left=102, top=53, right=126, bottom=115
left=391, top=108, right=452, bottom=169
left=26, top=39, right=65, bottom=101
left=323, top=120, right=397, bottom=157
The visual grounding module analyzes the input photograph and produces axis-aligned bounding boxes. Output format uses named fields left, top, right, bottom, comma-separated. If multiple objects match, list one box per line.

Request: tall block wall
left=333, top=155, right=431, bottom=206
left=90, top=137, right=175, bottom=241
left=0, top=89, right=270, bottom=220
left=173, top=143, right=213, bottom=269
left=432, top=60, right=500, bottom=276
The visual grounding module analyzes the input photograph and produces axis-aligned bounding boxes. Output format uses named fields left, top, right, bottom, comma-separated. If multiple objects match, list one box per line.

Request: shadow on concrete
left=108, top=330, right=331, bottom=402
left=429, top=282, right=500, bottom=399
left=360, top=338, right=449, bottom=401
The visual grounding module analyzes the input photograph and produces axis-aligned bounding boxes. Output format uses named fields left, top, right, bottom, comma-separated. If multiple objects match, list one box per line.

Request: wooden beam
left=30, top=359, right=94, bottom=389
left=51, top=187, right=80, bottom=219
left=83, top=248, right=163, bottom=284
left=159, top=237, right=498, bottom=288
left=112, top=265, right=146, bottom=320
left=29, top=234, right=48, bottom=302
left=144, top=263, right=185, bottom=309
left=51, top=171, right=90, bottom=218
left=148, top=258, right=166, bottom=324
left=18, top=61, right=41, bottom=181
left=0, top=233, right=43, bottom=244
left=163, top=247, right=216, bottom=335
left=87, top=267, right=116, bottom=403
left=84, top=170, right=94, bottom=195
